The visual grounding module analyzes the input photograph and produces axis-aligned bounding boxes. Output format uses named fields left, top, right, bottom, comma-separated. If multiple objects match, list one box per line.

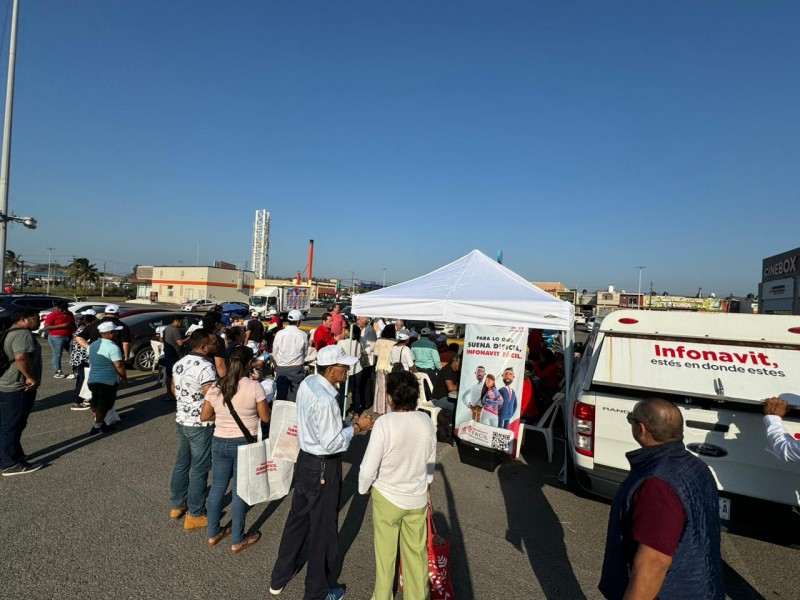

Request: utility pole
left=0, top=0, right=20, bottom=294
left=101, top=261, right=107, bottom=297
left=19, top=259, right=23, bottom=292
left=351, top=271, right=355, bottom=295
left=196, top=240, right=200, bottom=266
left=46, top=247, right=55, bottom=294
left=383, top=267, right=386, bottom=288
left=636, top=266, right=646, bottom=310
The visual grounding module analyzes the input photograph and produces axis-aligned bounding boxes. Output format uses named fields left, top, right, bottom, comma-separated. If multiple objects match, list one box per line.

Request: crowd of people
left=1, top=301, right=799, bottom=600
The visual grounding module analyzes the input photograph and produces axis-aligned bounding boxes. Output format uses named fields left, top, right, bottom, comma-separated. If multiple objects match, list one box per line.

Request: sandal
left=207, top=526, right=231, bottom=547
left=230, top=531, right=261, bottom=554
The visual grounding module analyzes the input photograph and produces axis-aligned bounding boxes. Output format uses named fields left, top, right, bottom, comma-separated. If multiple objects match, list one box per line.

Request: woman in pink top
left=201, top=346, right=270, bottom=553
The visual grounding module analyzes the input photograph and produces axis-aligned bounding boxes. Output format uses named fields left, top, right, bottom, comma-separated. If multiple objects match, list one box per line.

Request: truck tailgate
left=593, top=392, right=800, bottom=507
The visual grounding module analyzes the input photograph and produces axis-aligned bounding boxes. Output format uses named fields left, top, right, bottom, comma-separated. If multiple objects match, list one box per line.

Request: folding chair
left=521, top=392, right=565, bottom=463
left=414, top=372, right=441, bottom=435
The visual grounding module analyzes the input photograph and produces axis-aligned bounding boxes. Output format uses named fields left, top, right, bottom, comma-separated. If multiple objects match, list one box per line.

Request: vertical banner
left=455, top=324, right=526, bottom=457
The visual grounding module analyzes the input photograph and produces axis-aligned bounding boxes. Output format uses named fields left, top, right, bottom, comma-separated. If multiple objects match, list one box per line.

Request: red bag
left=428, top=498, right=455, bottom=600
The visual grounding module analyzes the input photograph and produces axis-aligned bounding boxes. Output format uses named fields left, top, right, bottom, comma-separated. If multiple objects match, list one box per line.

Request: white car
left=586, top=316, right=600, bottom=332
left=434, top=322, right=465, bottom=338
left=180, top=299, right=216, bottom=312
left=36, top=301, right=124, bottom=337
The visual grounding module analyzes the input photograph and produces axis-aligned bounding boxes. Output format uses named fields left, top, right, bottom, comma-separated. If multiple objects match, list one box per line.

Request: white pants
left=481, top=411, right=499, bottom=428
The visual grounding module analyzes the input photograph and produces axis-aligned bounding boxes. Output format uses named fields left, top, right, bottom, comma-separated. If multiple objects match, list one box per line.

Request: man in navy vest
left=599, top=398, right=724, bottom=600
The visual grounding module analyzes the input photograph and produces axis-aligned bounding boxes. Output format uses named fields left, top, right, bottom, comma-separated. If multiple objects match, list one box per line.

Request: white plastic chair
left=521, top=392, right=565, bottom=463
left=414, top=372, right=441, bottom=435
left=150, top=340, right=163, bottom=373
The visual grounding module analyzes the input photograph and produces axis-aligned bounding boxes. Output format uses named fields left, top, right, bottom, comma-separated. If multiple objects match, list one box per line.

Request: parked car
left=180, top=299, right=216, bottom=312
left=434, top=322, right=465, bottom=338
left=0, top=294, right=73, bottom=331
left=36, top=303, right=165, bottom=337
left=122, top=311, right=204, bottom=371
left=586, top=316, right=600, bottom=332
left=405, top=320, right=437, bottom=337
left=310, top=299, right=324, bottom=308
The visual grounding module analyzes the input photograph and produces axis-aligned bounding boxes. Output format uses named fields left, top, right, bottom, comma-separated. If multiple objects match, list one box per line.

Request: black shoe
left=101, top=423, right=116, bottom=433
left=2, top=462, right=42, bottom=476
left=89, top=425, right=103, bottom=435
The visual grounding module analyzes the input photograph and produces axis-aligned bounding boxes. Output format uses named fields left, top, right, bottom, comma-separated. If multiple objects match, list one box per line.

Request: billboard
left=643, top=296, right=726, bottom=312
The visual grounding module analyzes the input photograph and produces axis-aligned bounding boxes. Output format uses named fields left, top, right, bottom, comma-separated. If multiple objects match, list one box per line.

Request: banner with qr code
left=458, top=420, right=515, bottom=452
left=455, top=324, right=526, bottom=457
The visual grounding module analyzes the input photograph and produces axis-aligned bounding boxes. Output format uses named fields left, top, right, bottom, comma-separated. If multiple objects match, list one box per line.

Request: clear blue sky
left=2, top=1, right=798, bottom=296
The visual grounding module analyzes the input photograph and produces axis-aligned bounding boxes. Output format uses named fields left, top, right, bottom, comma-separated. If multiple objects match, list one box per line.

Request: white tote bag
left=265, top=438, right=295, bottom=501
left=270, top=400, right=300, bottom=463
left=78, top=366, right=92, bottom=401
left=236, top=428, right=270, bottom=506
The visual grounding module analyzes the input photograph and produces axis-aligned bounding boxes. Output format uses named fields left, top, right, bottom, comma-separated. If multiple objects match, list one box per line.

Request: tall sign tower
left=251, top=210, right=270, bottom=279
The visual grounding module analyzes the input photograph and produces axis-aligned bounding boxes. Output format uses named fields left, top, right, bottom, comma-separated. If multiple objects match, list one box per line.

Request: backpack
left=0, top=328, right=31, bottom=377
left=0, top=330, right=11, bottom=376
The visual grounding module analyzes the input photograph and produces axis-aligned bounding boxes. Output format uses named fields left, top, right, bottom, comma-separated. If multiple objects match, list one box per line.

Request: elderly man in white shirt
left=271, top=309, right=308, bottom=402
left=269, top=345, right=375, bottom=600
left=763, top=396, right=800, bottom=463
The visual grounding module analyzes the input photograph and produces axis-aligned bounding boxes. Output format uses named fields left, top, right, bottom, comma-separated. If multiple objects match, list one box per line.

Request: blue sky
left=2, top=1, right=798, bottom=296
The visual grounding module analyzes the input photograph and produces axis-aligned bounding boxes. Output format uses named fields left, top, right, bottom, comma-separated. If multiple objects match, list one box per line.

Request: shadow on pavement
left=27, top=393, right=175, bottom=465
left=331, top=432, right=371, bottom=583
left=722, top=560, right=766, bottom=600
left=434, top=462, right=476, bottom=599
left=498, top=439, right=588, bottom=600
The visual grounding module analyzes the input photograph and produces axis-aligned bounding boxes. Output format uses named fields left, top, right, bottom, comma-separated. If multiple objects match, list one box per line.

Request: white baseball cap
left=268, top=309, right=278, bottom=316
left=316, top=345, right=358, bottom=367
left=104, top=304, right=121, bottom=314
left=396, top=329, right=411, bottom=341
left=287, top=309, right=304, bottom=322
left=98, top=321, right=123, bottom=333
left=81, top=309, right=97, bottom=316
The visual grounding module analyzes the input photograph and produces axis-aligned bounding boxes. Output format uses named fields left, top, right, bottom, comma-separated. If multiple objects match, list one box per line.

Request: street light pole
left=46, top=247, right=54, bottom=294
left=636, top=266, right=646, bottom=310
left=0, top=0, right=21, bottom=294
left=351, top=271, right=355, bottom=295
left=382, top=268, right=386, bottom=288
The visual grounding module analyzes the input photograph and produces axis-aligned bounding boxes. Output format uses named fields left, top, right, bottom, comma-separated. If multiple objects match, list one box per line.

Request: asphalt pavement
left=1, top=343, right=798, bottom=599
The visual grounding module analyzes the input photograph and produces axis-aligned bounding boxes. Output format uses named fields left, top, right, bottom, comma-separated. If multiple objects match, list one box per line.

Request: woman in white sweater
left=359, top=370, right=437, bottom=600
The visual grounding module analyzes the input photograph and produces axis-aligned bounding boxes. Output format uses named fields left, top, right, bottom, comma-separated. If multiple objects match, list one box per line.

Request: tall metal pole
left=47, top=247, right=54, bottom=294
left=101, top=261, right=107, bottom=297
left=382, top=268, right=386, bottom=288
left=196, top=240, right=200, bottom=266
left=0, top=0, right=20, bottom=294
left=636, top=266, right=646, bottom=310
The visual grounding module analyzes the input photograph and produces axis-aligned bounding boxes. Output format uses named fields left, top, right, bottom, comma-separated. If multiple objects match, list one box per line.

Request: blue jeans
left=48, top=335, right=70, bottom=373
left=170, top=424, right=213, bottom=517
left=207, top=436, right=249, bottom=544
left=0, top=389, right=37, bottom=468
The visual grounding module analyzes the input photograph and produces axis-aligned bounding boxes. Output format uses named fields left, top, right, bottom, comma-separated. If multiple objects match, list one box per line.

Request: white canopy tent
left=352, top=249, right=575, bottom=461
left=352, top=249, right=575, bottom=331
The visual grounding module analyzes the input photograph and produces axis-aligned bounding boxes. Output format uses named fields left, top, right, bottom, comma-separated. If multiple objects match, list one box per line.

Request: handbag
left=428, top=494, right=455, bottom=600
left=269, top=400, right=300, bottom=463
left=226, top=395, right=270, bottom=505
left=359, top=348, right=371, bottom=369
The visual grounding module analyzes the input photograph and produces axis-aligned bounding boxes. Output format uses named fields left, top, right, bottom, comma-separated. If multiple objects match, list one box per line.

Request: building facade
left=136, top=265, right=255, bottom=305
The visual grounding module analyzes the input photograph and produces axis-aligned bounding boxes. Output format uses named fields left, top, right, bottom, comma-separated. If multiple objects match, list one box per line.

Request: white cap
left=82, top=309, right=97, bottom=316
left=98, top=321, right=123, bottom=333
left=287, top=309, right=304, bottom=322
left=396, top=329, right=411, bottom=341
left=268, top=309, right=278, bottom=316
left=316, top=345, right=358, bottom=367
left=104, top=304, right=121, bottom=314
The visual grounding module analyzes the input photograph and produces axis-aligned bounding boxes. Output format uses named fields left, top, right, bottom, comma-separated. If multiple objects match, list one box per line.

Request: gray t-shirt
left=0, top=328, right=42, bottom=392
left=163, top=325, right=185, bottom=360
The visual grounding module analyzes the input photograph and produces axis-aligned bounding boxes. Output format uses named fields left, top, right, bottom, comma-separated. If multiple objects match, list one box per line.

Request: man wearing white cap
left=272, top=309, right=308, bottom=402
left=270, top=345, right=374, bottom=600
left=87, top=321, right=128, bottom=435
left=75, top=304, right=132, bottom=363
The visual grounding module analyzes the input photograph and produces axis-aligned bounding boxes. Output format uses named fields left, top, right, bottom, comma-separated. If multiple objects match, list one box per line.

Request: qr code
left=490, top=433, right=508, bottom=451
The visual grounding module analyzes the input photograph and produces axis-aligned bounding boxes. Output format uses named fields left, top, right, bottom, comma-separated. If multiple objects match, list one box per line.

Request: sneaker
left=53, top=371, right=66, bottom=379
left=270, top=568, right=301, bottom=596
left=88, top=423, right=115, bottom=435
left=80, top=401, right=91, bottom=408
left=326, top=588, right=345, bottom=600
left=71, top=402, right=91, bottom=411
left=66, top=373, right=77, bottom=380
left=2, top=462, right=42, bottom=476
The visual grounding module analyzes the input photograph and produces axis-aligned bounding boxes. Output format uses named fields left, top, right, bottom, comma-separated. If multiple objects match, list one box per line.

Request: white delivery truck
left=567, top=309, right=800, bottom=521
left=249, top=286, right=310, bottom=319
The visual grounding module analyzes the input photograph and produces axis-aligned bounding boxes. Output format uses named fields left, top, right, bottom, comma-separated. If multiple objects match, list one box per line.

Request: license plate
left=718, top=497, right=731, bottom=520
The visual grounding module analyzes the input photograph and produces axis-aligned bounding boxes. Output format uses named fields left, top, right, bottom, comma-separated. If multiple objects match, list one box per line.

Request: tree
left=4, top=250, right=20, bottom=285
left=68, top=257, right=100, bottom=291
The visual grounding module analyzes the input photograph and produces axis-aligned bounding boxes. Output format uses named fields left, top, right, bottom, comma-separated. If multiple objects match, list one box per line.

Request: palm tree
left=4, top=250, right=20, bottom=287
left=68, top=257, right=100, bottom=291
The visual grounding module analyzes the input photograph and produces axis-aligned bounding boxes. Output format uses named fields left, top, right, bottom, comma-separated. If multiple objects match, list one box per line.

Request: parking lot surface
left=1, top=344, right=798, bottom=599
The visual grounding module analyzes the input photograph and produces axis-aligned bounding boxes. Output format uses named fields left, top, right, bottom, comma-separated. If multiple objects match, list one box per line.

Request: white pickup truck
left=567, top=309, right=800, bottom=521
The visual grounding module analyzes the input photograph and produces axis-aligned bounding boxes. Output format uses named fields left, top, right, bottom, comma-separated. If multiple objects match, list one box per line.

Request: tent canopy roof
left=352, top=250, right=574, bottom=331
